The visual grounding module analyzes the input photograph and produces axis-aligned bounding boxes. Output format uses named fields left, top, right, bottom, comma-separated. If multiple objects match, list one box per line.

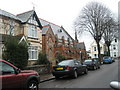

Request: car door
left=77, top=61, right=84, bottom=73
left=74, top=60, right=79, bottom=71
left=1, top=61, right=23, bottom=88
left=74, top=60, right=82, bottom=74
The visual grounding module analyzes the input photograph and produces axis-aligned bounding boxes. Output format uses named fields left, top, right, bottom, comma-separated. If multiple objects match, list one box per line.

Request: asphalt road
left=39, top=60, right=119, bottom=88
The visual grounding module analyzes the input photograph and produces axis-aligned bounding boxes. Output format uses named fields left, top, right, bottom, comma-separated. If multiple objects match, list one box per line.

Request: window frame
left=28, top=25, right=38, bottom=38
left=28, top=46, right=38, bottom=60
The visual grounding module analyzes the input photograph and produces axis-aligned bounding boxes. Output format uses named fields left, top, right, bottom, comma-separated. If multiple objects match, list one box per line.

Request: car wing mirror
left=110, top=81, right=120, bottom=90
left=15, top=68, right=21, bottom=74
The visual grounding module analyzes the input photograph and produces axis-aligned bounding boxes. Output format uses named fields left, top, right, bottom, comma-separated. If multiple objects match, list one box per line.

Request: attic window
left=58, top=29, right=62, bottom=32
left=29, top=16, right=37, bottom=25
left=115, top=39, right=117, bottom=42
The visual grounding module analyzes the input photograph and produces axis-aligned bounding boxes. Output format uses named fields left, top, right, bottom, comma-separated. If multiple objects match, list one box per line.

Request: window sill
left=28, top=59, right=38, bottom=61
left=28, top=36, right=38, bottom=40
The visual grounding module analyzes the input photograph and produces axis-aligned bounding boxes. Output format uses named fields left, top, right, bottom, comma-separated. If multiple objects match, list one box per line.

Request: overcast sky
left=0, top=0, right=119, bottom=50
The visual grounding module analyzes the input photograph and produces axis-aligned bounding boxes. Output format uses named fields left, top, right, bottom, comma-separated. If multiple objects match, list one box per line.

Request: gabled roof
left=42, top=26, right=49, bottom=35
left=61, top=26, right=74, bottom=41
left=0, top=9, right=21, bottom=21
left=17, top=10, right=34, bottom=23
left=17, top=10, right=43, bottom=28
left=0, top=9, right=43, bottom=29
left=39, top=18, right=73, bottom=41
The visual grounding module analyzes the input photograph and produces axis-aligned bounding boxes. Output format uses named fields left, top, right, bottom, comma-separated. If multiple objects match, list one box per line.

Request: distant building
left=90, top=41, right=107, bottom=58
left=110, top=38, right=119, bottom=58
left=86, top=50, right=91, bottom=59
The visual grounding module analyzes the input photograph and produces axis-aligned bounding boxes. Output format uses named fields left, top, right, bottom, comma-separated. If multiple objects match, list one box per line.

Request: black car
left=52, top=60, right=88, bottom=79
left=83, top=59, right=100, bottom=70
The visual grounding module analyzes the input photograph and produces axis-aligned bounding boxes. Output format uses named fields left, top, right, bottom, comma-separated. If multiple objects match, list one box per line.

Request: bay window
left=28, top=46, right=38, bottom=60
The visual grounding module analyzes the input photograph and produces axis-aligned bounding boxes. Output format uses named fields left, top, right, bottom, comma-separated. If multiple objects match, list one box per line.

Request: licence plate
left=57, top=68, right=63, bottom=70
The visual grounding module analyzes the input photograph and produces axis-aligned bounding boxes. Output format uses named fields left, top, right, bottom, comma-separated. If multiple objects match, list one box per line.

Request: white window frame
left=28, top=46, right=38, bottom=60
left=28, top=25, right=38, bottom=38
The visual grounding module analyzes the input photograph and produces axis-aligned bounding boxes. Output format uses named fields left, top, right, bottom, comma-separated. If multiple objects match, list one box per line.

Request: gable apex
left=17, top=10, right=42, bottom=29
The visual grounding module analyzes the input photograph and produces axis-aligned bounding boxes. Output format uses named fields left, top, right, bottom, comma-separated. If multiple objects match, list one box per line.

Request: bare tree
left=103, top=17, right=118, bottom=56
left=74, top=2, right=112, bottom=63
left=1, top=18, right=15, bottom=35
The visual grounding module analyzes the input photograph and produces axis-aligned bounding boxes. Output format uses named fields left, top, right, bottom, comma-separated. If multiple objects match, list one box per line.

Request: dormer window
left=58, top=29, right=62, bottom=32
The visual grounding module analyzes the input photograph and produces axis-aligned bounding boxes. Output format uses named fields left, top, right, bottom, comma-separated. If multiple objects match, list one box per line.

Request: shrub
left=2, top=36, right=28, bottom=69
left=37, top=52, right=50, bottom=65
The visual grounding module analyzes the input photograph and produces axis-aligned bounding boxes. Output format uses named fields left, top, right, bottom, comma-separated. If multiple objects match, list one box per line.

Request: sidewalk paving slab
left=40, top=73, right=55, bottom=83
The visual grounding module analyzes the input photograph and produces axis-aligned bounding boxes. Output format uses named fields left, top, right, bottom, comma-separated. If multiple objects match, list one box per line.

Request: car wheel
left=84, top=68, right=88, bottom=74
left=93, top=66, right=96, bottom=70
left=27, top=80, right=38, bottom=90
left=98, top=66, right=100, bottom=69
left=73, top=70, right=78, bottom=78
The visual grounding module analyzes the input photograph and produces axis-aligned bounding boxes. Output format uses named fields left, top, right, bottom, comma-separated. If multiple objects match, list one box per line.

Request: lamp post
left=80, top=51, right=82, bottom=62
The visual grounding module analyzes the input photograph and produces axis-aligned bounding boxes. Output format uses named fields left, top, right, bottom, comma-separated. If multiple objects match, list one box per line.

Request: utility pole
left=118, top=2, right=120, bottom=57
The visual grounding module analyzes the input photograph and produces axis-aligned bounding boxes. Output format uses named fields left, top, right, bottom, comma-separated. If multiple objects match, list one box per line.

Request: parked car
left=111, top=57, right=115, bottom=62
left=103, top=56, right=113, bottom=64
left=52, top=60, right=88, bottom=79
left=83, top=59, right=100, bottom=70
left=0, top=59, right=40, bottom=89
left=92, top=58, right=103, bottom=65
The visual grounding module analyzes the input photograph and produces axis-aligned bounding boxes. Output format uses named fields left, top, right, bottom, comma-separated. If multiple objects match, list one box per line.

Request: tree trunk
left=105, top=41, right=111, bottom=56
left=96, top=41, right=101, bottom=64
left=107, top=45, right=110, bottom=56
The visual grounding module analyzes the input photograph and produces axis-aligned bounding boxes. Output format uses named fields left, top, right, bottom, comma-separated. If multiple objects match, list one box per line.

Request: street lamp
left=80, top=51, right=82, bottom=62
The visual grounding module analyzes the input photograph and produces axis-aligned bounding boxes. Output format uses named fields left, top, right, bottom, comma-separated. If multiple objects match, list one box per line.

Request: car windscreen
left=84, top=60, right=92, bottom=63
left=58, top=60, right=72, bottom=66
left=103, top=56, right=110, bottom=59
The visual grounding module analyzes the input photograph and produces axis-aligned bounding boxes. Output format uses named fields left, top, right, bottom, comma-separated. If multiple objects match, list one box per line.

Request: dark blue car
left=103, top=56, right=112, bottom=64
left=83, top=59, right=100, bottom=70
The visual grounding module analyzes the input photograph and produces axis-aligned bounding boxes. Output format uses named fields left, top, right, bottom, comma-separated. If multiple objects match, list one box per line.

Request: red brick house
left=40, top=18, right=87, bottom=65
left=42, top=25, right=56, bottom=65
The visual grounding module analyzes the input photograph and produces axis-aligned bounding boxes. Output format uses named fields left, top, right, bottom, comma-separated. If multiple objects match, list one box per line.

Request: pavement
left=40, top=73, right=55, bottom=83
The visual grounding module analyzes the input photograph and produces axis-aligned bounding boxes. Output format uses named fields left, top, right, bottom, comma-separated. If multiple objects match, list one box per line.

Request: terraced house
left=0, top=9, right=43, bottom=65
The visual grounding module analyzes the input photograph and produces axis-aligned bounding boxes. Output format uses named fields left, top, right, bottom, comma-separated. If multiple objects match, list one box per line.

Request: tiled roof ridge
left=39, top=18, right=61, bottom=27
left=16, top=10, right=34, bottom=16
